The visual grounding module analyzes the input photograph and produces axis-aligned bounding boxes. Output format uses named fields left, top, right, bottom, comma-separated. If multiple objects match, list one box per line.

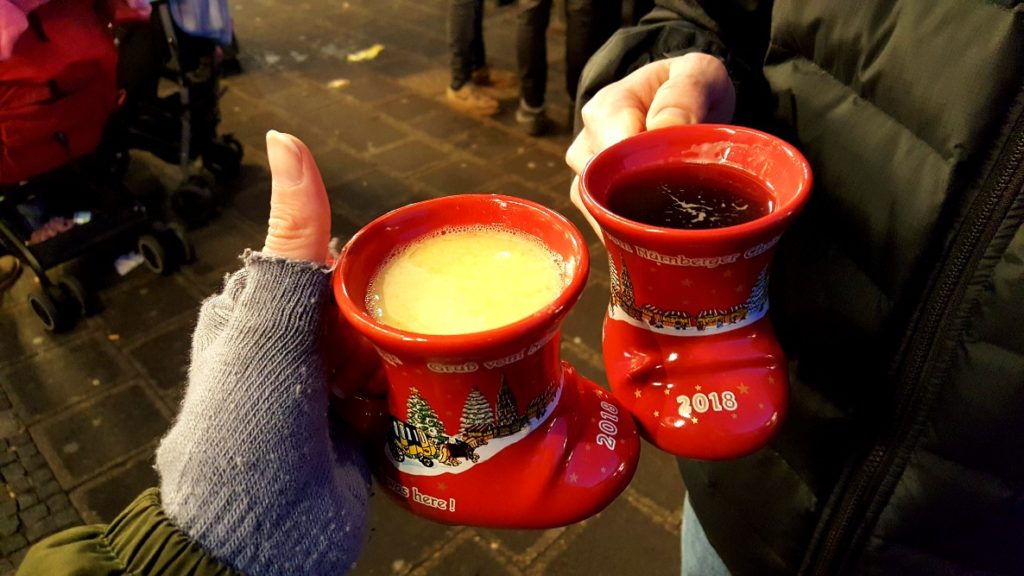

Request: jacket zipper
left=809, top=106, right=1024, bottom=575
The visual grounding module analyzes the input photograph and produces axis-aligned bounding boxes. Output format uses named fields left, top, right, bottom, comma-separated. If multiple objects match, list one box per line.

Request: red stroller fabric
left=0, top=0, right=119, bottom=185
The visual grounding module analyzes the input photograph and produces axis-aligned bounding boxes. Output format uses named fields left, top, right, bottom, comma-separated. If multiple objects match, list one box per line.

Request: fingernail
left=266, top=130, right=304, bottom=187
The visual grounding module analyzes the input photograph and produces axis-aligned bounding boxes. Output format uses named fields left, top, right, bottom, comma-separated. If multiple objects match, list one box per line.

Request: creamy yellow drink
left=366, top=226, right=567, bottom=335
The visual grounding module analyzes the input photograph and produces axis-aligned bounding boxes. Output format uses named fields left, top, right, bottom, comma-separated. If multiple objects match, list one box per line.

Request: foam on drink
left=366, top=226, right=568, bottom=335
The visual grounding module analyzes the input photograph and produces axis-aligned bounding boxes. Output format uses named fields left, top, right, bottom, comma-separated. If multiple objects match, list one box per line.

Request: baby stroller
left=0, top=0, right=192, bottom=332
left=118, top=0, right=243, bottom=227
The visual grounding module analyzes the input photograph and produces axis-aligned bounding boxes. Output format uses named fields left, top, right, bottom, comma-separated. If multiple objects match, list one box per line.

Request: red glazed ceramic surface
left=580, top=125, right=812, bottom=460
left=333, top=195, right=640, bottom=528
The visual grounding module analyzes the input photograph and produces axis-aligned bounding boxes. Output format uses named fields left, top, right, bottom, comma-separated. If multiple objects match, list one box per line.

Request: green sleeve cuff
left=19, top=488, right=244, bottom=576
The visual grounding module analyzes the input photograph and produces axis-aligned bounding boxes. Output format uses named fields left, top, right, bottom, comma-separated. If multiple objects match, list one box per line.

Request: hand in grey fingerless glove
left=156, top=250, right=368, bottom=576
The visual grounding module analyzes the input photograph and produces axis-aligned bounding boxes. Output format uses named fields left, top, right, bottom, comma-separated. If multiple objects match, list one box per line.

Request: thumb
left=646, top=53, right=736, bottom=130
left=263, top=130, right=331, bottom=263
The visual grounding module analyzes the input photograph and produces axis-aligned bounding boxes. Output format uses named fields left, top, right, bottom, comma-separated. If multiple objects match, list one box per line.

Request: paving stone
left=51, top=508, right=81, bottom=530
left=561, top=279, right=611, bottom=345
left=97, top=277, right=199, bottom=342
left=411, top=109, right=482, bottom=141
left=374, top=93, right=446, bottom=123
left=11, top=443, right=34, bottom=458
left=330, top=170, right=422, bottom=222
left=1, top=337, right=135, bottom=419
left=0, top=450, right=15, bottom=467
left=456, top=127, right=532, bottom=162
left=415, top=537, right=517, bottom=576
left=27, top=467, right=52, bottom=487
left=417, top=160, right=501, bottom=196
left=0, top=558, right=12, bottom=574
left=30, top=385, right=168, bottom=486
left=21, top=454, right=47, bottom=473
left=475, top=526, right=549, bottom=557
left=488, top=178, right=563, bottom=211
left=34, top=480, right=60, bottom=500
left=0, top=303, right=79, bottom=363
left=226, top=177, right=273, bottom=229
left=506, top=147, right=569, bottom=184
left=18, top=503, right=46, bottom=526
left=125, top=317, right=195, bottom=392
left=630, top=446, right=686, bottom=514
left=6, top=476, right=29, bottom=493
left=349, top=493, right=456, bottom=576
left=0, top=533, right=26, bottom=556
left=23, top=516, right=56, bottom=543
left=69, top=454, right=158, bottom=524
left=316, top=101, right=408, bottom=154
left=7, top=549, right=26, bottom=569
left=337, top=72, right=410, bottom=105
left=0, top=500, right=16, bottom=518
left=184, top=216, right=264, bottom=281
left=44, top=494, right=70, bottom=514
left=365, top=48, right=435, bottom=79
left=0, top=463, right=24, bottom=482
left=543, top=497, right=680, bottom=575
left=0, top=515, right=17, bottom=537
left=368, top=139, right=448, bottom=175
left=15, top=494, right=35, bottom=511
left=316, top=146, right=376, bottom=191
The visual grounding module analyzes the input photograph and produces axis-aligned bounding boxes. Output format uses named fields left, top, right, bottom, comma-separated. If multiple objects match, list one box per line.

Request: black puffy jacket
left=578, top=1, right=1024, bottom=574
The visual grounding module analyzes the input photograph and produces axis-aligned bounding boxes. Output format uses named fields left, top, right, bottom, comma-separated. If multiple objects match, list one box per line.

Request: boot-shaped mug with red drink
left=579, top=125, right=812, bottom=459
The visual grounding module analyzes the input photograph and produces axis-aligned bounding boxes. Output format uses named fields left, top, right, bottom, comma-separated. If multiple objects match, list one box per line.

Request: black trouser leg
left=517, top=0, right=552, bottom=109
left=565, top=0, right=622, bottom=100
left=449, top=0, right=485, bottom=89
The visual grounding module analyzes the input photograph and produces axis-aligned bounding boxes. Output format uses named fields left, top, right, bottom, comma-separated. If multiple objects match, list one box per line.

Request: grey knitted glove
left=155, top=250, right=369, bottom=575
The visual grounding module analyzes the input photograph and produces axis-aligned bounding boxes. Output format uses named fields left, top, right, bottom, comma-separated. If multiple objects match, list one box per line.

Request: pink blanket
left=1, top=0, right=151, bottom=61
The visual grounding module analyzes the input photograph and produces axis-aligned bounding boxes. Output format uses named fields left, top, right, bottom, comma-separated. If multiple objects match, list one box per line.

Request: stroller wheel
left=204, top=135, right=244, bottom=182
left=138, top=234, right=179, bottom=276
left=58, top=275, right=101, bottom=317
left=28, top=286, right=76, bottom=333
left=171, top=178, right=216, bottom=229
left=167, top=223, right=196, bottom=264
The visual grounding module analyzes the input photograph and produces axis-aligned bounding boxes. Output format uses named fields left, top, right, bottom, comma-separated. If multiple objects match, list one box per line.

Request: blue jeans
left=682, top=495, right=731, bottom=575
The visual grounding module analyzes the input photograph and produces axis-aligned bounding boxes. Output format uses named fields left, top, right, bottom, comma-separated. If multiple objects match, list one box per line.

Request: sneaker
left=0, top=255, right=21, bottom=293
left=471, top=67, right=518, bottom=98
left=446, top=84, right=500, bottom=117
left=516, top=101, right=551, bottom=137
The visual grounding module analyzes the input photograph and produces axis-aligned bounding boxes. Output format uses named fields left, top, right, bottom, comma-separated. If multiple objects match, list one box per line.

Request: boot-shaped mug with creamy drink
left=332, top=194, right=640, bottom=528
left=579, top=125, right=812, bottom=459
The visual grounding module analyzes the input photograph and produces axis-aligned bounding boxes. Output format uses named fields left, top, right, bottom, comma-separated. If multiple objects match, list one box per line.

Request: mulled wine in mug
left=579, top=124, right=813, bottom=460
left=333, top=194, right=640, bottom=529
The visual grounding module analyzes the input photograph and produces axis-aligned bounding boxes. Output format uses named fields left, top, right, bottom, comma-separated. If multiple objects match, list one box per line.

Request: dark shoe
left=471, top=67, right=518, bottom=99
left=516, top=102, right=551, bottom=137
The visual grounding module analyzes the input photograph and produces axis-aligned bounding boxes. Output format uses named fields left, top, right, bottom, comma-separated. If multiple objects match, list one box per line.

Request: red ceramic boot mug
left=579, top=125, right=812, bottom=460
left=333, top=194, right=640, bottom=528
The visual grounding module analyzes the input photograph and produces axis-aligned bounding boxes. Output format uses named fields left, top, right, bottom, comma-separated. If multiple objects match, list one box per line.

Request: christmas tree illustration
left=608, top=255, right=620, bottom=306
left=407, top=387, right=447, bottom=441
left=747, top=267, right=769, bottom=313
left=495, top=375, right=522, bottom=436
left=620, top=263, right=635, bottom=308
left=459, top=387, right=494, bottom=438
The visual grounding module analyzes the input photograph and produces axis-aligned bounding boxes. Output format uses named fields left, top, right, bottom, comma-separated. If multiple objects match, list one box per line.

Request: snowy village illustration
left=387, top=375, right=561, bottom=476
left=608, top=255, right=769, bottom=334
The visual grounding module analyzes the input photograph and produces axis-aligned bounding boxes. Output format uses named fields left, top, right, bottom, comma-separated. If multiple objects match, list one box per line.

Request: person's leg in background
left=681, top=495, right=732, bottom=576
left=447, top=0, right=500, bottom=116
left=564, top=0, right=622, bottom=101
left=515, top=0, right=553, bottom=136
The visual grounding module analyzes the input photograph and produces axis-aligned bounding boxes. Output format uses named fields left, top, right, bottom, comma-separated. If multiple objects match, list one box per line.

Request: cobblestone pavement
left=0, top=1, right=685, bottom=574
